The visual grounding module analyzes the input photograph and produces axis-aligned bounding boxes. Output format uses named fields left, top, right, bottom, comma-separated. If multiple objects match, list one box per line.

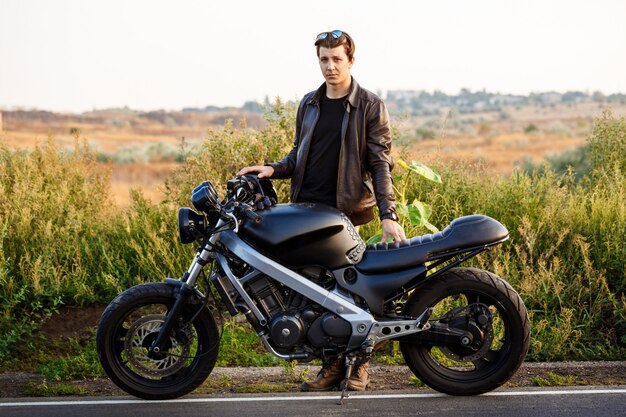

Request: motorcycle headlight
left=178, top=207, right=208, bottom=244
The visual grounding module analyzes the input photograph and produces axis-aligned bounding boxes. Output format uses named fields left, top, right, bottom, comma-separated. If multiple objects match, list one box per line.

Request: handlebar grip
left=243, top=207, right=262, bottom=224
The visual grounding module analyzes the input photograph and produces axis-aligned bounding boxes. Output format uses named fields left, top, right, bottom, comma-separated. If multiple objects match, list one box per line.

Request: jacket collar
left=309, top=76, right=360, bottom=109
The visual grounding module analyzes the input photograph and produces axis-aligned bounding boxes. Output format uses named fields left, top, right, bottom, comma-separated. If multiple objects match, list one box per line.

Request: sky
left=1, top=0, right=625, bottom=113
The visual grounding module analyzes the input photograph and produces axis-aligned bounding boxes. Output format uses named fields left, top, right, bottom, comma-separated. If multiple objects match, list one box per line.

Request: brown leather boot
left=345, top=360, right=370, bottom=391
left=300, top=358, right=344, bottom=392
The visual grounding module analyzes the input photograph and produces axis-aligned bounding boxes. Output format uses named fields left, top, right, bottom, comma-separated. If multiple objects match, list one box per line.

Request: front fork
left=149, top=239, right=216, bottom=356
left=149, top=283, right=195, bottom=356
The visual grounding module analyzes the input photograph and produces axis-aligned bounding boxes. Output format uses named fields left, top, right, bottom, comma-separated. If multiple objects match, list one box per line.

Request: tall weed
left=401, top=113, right=626, bottom=359
left=163, top=99, right=294, bottom=205
left=0, top=104, right=624, bottom=365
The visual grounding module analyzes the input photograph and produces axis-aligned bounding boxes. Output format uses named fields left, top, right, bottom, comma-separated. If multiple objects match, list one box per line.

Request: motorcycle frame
left=156, top=218, right=507, bottom=360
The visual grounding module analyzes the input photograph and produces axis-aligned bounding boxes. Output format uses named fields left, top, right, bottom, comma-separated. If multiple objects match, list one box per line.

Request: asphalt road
left=2, top=387, right=626, bottom=417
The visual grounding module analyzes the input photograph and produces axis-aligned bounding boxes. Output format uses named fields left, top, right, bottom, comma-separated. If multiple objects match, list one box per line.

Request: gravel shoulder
left=2, top=361, right=625, bottom=398
left=3, top=305, right=624, bottom=398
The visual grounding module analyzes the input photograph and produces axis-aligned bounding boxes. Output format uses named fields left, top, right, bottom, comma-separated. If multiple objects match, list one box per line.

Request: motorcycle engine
left=246, top=267, right=351, bottom=351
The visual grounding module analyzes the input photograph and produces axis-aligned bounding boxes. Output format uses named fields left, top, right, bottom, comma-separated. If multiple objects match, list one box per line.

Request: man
left=238, top=29, right=405, bottom=392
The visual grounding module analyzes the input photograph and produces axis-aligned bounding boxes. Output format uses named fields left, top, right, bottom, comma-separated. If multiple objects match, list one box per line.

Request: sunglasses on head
left=316, top=30, right=344, bottom=41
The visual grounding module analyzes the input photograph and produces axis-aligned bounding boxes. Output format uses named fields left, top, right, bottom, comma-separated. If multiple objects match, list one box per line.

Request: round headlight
left=178, top=207, right=207, bottom=244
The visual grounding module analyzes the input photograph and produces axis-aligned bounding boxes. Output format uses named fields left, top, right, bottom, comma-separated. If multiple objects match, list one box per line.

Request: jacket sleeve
left=269, top=98, right=306, bottom=179
left=365, top=99, right=396, bottom=215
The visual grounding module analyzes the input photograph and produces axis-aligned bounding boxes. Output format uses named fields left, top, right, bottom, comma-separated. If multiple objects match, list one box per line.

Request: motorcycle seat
left=355, top=215, right=508, bottom=274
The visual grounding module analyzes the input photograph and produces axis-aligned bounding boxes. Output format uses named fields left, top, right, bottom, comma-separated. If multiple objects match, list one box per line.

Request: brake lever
left=225, top=211, right=239, bottom=233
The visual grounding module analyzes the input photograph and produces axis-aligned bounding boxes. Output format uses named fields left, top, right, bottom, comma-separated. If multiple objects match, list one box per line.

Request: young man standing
left=238, top=29, right=405, bottom=391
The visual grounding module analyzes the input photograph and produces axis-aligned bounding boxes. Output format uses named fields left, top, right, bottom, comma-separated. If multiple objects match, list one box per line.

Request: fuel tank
left=238, top=203, right=366, bottom=269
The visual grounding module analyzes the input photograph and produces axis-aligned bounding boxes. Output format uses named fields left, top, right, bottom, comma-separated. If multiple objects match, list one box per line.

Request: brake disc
left=123, top=314, right=190, bottom=378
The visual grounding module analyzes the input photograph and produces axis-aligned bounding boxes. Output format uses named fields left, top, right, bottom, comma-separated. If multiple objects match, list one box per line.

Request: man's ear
left=349, top=56, right=355, bottom=68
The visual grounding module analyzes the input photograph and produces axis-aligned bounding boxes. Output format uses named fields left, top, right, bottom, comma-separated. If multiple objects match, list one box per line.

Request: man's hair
left=315, top=30, right=355, bottom=61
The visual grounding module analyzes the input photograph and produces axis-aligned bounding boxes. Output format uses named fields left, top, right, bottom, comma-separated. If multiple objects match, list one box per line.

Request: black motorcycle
left=96, top=175, right=530, bottom=400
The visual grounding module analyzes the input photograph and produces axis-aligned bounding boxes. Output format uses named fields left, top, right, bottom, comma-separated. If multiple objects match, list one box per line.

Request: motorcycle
left=96, top=175, right=530, bottom=400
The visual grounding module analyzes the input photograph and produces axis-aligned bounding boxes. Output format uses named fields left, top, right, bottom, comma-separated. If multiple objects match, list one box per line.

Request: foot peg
left=364, top=307, right=435, bottom=346
left=417, top=307, right=434, bottom=329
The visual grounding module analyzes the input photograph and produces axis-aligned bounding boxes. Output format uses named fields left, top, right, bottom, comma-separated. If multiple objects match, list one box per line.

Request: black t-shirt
left=297, top=94, right=346, bottom=207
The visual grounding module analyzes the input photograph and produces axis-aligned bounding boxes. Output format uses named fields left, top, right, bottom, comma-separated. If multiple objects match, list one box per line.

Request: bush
left=163, top=99, right=295, bottom=205
left=525, top=110, right=626, bottom=182
left=0, top=104, right=624, bottom=368
left=0, top=139, right=195, bottom=362
left=524, top=123, right=539, bottom=133
left=399, top=114, right=625, bottom=359
left=541, top=146, right=590, bottom=181
left=0, top=139, right=112, bottom=314
left=588, top=110, right=626, bottom=174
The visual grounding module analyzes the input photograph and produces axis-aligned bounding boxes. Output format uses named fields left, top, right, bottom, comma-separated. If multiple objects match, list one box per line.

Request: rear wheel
left=400, top=267, right=530, bottom=395
left=96, top=282, right=220, bottom=399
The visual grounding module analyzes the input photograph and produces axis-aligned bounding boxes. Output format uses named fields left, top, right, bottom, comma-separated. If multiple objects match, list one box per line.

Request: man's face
left=318, top=45, right=354, bottom=88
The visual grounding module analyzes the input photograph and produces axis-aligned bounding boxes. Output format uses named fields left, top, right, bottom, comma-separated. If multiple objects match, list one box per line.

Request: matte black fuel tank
left=238, top=203, right=366, bottom=269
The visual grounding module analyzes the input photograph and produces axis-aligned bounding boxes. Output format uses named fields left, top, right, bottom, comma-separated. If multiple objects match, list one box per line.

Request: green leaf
left=407, top=204, right=425, bottom=227
left=397, top=159, right=442, bottom=183
left=366, top=233, right=382, bottom=245
left=406, top=200, right=428, bottom=226
left=396, top=202, right=409, bottom=218
left=412, top=199, right=433, bottom=219
left=406, top=200, right=439, bottom=232
left=397, top=159, right=410, bottom=170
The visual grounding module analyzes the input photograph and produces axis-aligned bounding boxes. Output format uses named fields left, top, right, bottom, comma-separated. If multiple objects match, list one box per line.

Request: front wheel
left=96, top=282, right=220, bottom=399
left=400, top=267, right=530, bottom=395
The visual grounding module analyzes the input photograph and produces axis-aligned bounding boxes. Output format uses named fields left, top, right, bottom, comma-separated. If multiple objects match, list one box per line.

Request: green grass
left=238, top=382, right=295, bottom=393
left=216, top=320, right=281, bottom=367
left=533, top=372, right=578, bottom=387
left=409, top=375, right=427, bottom=387
left=24, top=382, right=88, bottom=397
left=36, top=337, right=103, bottom=381
left=0, top=104, right=625, bottom=373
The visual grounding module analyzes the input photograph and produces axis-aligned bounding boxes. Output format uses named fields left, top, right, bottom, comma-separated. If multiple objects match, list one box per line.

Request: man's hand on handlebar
left=237, top=165, right=274, bottom=179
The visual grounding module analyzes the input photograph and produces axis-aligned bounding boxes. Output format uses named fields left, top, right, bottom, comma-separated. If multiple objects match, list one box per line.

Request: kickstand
left=338, top=355, right=356, bottom=405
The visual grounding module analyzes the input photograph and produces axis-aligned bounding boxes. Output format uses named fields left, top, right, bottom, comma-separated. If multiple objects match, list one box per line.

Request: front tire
left=96, top=282, right=220, bottom=399
left=400, top=267, right=530, bottom=395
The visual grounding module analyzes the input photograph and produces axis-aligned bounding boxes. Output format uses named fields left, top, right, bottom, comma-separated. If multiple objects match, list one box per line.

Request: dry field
left=400, top=101, right=626, bottom=174
left=413, top=132, right=584, bottom=174
left=0, top=109, right=263, bottom=206
left=1, top=102, right=624, bottom=206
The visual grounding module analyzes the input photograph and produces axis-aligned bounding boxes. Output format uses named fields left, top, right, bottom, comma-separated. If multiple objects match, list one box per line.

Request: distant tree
left=562, top=91, right=588, bottom=103
left=242, top=101, right=263, bottom=113
left=524, top=123, right=539, bottom=134
left=414, top=127, right=436, bottom=140
left=592, top=91, right=606, bottom=102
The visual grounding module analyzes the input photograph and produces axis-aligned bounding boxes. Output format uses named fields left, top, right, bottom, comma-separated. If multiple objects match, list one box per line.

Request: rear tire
left=400, top=267, right=530, bottom=395
left=96, top=282, right=220, bottom=399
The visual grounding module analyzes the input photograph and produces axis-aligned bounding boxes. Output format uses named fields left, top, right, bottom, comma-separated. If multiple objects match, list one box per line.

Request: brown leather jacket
left=269, top=78, right=396, bottom=225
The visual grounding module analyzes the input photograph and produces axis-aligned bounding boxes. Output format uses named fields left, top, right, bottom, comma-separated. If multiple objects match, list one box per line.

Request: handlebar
left=243, top=206, right=263, bottom=224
